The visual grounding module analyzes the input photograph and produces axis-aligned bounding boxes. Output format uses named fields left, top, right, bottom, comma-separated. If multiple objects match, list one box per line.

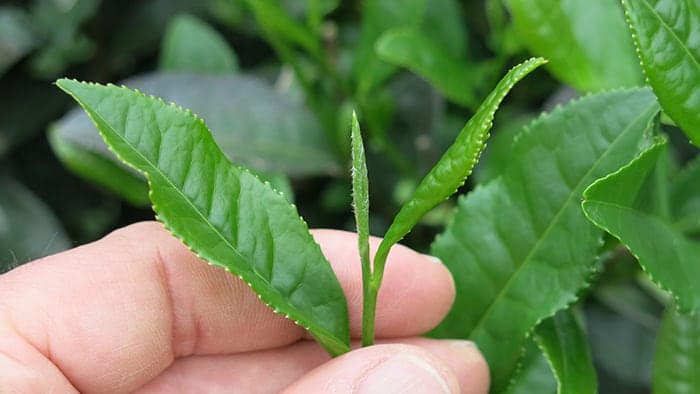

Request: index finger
left=0, top=221, right=455, bottom=392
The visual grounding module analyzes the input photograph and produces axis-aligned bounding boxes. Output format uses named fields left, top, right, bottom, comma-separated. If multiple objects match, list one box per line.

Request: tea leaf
left=503, top=340, right=557, bottom=394
left=349, top=112, right=372, bottom=346
left=0, top=177, right=70, bottom=271
left=56, top=79, right=351, bottom=356
left=160, top=14, right=238, bottom=74
left=583, top=141, right=700, bottom=313
left=622, top=0, right=700, bottom=146
left=245, top=0, right=320, bottom=57
left=430, top=88, right=659, bottom=391
left=671, top=155, right=700, bottom=233
left=534, top=309, right=598, bottom=394
left=376, top=28, right=483, bottom=107
left=51, top=73, right=340, bottom=195
left=507, top=0, right=642, bottom=91
left=653, top=305, right=700, bottom=394
left=373, top=57, right=546, bottom=283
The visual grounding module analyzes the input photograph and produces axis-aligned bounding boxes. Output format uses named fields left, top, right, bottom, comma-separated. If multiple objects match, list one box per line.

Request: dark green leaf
left=583, top=141, right=700, bottom=313
left=653, top=305, right=700, bottom=394
left=0, top=177, right=70, bottom=272
left=352, top=0, right=427, bottom=97
left=622, top=0, right=700, bottom=145
left=503, top=340, right=557, bottom=394
left=56, top=78, right=350, bottom=356
left=430, top=88, right=659, bottom=391
left=0, top=6, right=37, bottom=77
left=671, top=155, right=700, bottom=233
left=507, top=0, right=643, bottom=91
left=376, top=28, right=484, bottom=107
left=421, top=0, right=467, bottom=56
left=160, top=14, right=238, bottom=74
left=534, top=308, right=598, bottom=394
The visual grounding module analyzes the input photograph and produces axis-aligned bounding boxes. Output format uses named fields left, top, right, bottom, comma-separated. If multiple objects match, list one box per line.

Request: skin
left=0, top=222, right=489, bottom=393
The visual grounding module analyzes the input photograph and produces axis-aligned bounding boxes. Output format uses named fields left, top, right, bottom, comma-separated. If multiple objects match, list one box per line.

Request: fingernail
left=447, top=339, right=477, bottom=356
left=359, top=353, right=457, bottom=393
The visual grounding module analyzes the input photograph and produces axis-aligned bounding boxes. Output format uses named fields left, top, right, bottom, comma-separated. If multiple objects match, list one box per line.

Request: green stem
left=361, top=244, right=391, bottom=346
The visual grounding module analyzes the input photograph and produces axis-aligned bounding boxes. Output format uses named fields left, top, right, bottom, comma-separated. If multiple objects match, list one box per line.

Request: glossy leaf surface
left=374, top=58, right=545, bottom=279
left=376, top=28, right=483, bottom=107
left=160, top=14, right=238, bottom=74
left=583, top=141, right=700, bottom=313
left=622, top=0, right=700, bottom=145
left=653, top=305, right=700, bottom=394
left=56, top=79, right=350, bottom=355
left=430, top=88, right=659, bottom=391
left=534, top=309, right=598, bottom=394
left=52, top=73, right=341, bottom=181
left=507, top=0, right=642, bottom=92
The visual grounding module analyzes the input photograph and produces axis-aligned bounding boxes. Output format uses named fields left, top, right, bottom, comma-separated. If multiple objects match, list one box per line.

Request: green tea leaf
left=373, top=57, right=546, bottom=281
left=48, top=127, right=150, bottom=206
left=430, top=88, right=660, bottom=391
left=0, top=177, right=70, bottom=272
left=51, top=73, right=341, bottom=179
left=622, top=0, right=700, bottom=146
left=160, top=14, right=238, bottom=74
left=245, top=0, right=320, bottom=57
left=507, top=0, right=642, bottom=92
left=503, top=340, right=557, bottom=394
left=583, top=141, right=700, bottom=313
left=352, top=0, right=427, bottom=97
left=56, top=79, right=350, bottom=356
left=0, top=6, right=37, bottom=77
left=376, top=28, right=483, bottom=107
left=350, top=112, right=373, bottom=346
left=421, top=0, right=467, bottom=56
left=671, top=155, right=700, bottom=233
left=653, top=305, right=700, bottom=394
left=534, top=309, right=598, bottom=394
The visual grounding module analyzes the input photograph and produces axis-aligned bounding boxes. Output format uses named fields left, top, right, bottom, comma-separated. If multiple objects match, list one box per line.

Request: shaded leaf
left=51, top=73, right=341, bottom=179
left=245, top=0, right=320, bottom=57
left=352, top=0, right=427, bottom=97
left=503, top=340, right=557, bottom=394
left=622, top=0, right=700, bottom=145
left=421, top=0, right=467, bottom=55
left=56, top=79, right=350, bottom=356
left=160, top=13, right=238, bottom=74
left=0, top=177, right=70, bottom=272
left=534, top=308, right=598, bottom=394
left=671, top=154, right=700, bottom=233
left=430, top=88, right=659, bottom=391
left=376, top=28, right=484, bottom=107
left=583, top=141, right=700, bottom=313
left=653, top=305, right=700, bottom=394
left=507, top=0, right=642, bottom=91
left=0, top=6, right=37, bottom=77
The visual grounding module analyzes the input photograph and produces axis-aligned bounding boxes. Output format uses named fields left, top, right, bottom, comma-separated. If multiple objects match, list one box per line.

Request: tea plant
left=2, top=0, right=698, bottom=393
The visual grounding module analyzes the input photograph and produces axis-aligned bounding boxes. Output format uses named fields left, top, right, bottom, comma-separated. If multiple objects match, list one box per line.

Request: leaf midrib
left=467, top=101, right=657, bottom=339
left=79, top=95, right=342, bottom=345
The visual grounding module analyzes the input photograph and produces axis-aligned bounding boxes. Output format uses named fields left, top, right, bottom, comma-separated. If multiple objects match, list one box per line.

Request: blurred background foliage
left=0, top=0, right=695, bottom=392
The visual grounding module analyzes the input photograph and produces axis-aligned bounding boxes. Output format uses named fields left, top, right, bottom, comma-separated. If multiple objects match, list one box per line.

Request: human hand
left=0, top=222, right=488, bottom=393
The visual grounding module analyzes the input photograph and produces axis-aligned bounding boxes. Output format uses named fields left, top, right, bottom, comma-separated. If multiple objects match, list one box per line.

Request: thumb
left=284, top=342, right=488, bottom=394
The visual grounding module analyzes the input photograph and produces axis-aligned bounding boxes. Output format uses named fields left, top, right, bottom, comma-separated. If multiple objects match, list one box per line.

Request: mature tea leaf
left=671, top=155, right=700, bottom=233
left=245, top=0, right=320, bottom=57
left=583, top=141, right=700, bottom=313
left=503, top=340, right=557, bottom=394
left=0, top=177, right=70, bottom=272
left=56, top=79, right=350, bottom=356
left=160, top=13, right=238, bottom=74
left=421, top=0, right=467, bottom=55
left=507, top=0, right=642, bottom=92
left=373, top=57, right=545, bottom=280
left=50, top=73, right=340, bottom=203
left=653, top=305, right=700, bottom=394
left=430, top=88, right=659, bottom=391
left=376, top=28, right=484, bottom=108
left=622, top=0, right=700, bottom=145
left=352, top=0, right=427, bottom=97
left=534, top=309, right=598, bottom=394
